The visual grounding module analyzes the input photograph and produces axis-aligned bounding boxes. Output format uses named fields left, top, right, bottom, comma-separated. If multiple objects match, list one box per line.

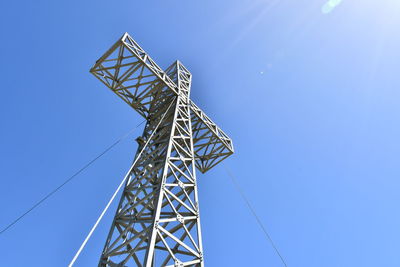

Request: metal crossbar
left=90, top=33, right=234, bottom=267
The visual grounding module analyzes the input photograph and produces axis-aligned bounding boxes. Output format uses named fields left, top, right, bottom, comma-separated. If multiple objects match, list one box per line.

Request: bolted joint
left=176, top=214, right=184, bottom=224
left=174, top=259, right=184, bottom=267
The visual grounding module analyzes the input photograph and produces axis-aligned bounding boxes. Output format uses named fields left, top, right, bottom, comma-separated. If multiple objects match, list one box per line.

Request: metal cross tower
left=90, top=33, right=234, bottom=267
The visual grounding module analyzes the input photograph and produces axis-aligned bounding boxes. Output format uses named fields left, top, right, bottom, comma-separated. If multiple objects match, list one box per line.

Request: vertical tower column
left=144, top=62, right=203, bottom=267
left=99, top=62, right=203, bottom=267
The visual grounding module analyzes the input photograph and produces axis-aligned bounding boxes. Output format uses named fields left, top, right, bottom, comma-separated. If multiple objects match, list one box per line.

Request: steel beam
left=90, top=33, right=233, bottom=266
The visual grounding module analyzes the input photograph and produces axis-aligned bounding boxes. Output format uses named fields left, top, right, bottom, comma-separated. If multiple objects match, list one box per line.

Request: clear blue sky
left=1, top=0, right=399, bottom=266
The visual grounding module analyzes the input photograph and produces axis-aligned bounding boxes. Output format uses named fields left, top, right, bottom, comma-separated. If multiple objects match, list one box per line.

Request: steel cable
left=69, top=100, right=175, bottom=266
left=225, top=166, right=288, bottom=267
left=0, top=120, right=145, bottom=236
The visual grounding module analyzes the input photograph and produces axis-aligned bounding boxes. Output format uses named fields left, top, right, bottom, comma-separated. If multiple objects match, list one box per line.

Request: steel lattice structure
left=90, top=33, right=234, bottom=267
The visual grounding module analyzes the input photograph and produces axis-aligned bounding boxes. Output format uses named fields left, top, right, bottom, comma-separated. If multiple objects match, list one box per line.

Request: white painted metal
left=90, top=33, right=233, bottom=267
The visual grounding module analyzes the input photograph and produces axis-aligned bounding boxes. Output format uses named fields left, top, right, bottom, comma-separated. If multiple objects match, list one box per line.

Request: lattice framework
left=90, top=33, right=234, bottom=267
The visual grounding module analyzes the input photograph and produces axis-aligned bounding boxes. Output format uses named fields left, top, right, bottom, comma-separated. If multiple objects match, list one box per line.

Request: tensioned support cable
left=69, top=100, right=175, bottom=266
left=0, top=120, right=146, bottom=236
left=225, top=166, right=288, bottom=267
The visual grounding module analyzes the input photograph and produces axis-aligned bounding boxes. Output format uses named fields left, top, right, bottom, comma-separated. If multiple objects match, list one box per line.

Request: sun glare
left=322, top=0, right=343, bottom=14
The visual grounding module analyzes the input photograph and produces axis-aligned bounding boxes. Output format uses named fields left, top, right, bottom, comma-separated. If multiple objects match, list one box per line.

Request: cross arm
left=90, top=33, right=234, bottom=173
left=166, top=60, right=234, bottom=173
left=89, top=33, right=179, bottom=118
left=189, top=100, right=234, bottom=173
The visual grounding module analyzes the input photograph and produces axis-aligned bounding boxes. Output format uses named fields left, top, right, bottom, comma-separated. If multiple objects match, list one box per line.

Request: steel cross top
left=90, top=33, right=234, bottom=267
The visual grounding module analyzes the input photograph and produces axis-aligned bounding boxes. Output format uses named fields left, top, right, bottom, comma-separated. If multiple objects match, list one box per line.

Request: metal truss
left=90, top=33, right=234, bottom=267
